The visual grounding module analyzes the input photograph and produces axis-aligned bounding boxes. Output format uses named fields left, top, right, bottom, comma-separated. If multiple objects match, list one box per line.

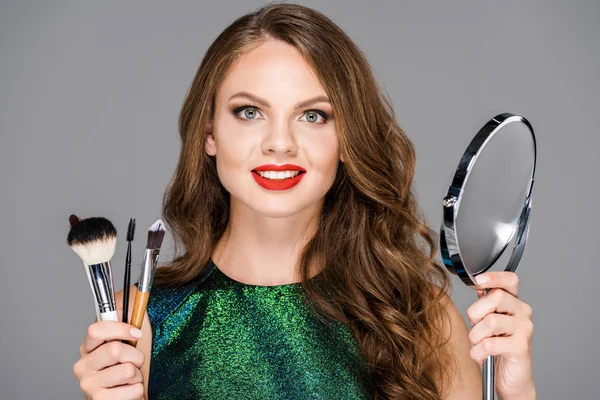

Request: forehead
left=217, top=40, right=327, bottom=103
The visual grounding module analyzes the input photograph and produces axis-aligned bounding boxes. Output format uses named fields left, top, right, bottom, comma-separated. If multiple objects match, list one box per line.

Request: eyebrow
left=228, top=91, right=331, bottom=109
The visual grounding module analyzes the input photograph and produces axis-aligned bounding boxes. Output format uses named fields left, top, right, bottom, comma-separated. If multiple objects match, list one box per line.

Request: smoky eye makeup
left=303, top=109, right=330, bottom=123
left=232, top=105, right=260, bottom=120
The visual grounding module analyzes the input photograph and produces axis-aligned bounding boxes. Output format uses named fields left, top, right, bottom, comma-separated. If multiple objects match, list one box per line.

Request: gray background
left=1, top=0, right=598, bottom=398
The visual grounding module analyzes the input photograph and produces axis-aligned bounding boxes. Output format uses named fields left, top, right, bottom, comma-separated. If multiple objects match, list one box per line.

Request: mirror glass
left=440, top=113, right=536, bottom=286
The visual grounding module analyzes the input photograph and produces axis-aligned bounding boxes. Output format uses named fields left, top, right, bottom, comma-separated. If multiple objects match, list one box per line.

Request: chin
left=248, top=198, right=316, bottom=219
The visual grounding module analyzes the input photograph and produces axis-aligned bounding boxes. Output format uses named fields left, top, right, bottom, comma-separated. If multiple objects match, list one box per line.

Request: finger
left=95, top=383, right=145, bottom=400
left=469, top=335, right=531, bottom=365
left=474, top=271, right=519, bottom=298
left=466, top=288, right=527, bottom=326
left=83, top=341, right=145, bottom=371
left=468, top=313, right=524, bottom=345
left=477, top=290, right=484, bottom=299
left=80, top=321, right=143, bottom=356
left=93, top=363, right=143, bottom=388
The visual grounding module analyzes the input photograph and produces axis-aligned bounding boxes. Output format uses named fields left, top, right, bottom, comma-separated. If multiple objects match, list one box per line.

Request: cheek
left=304, top=134, right=339, bottom=175
left=214, top=151, right=245, bottom=196
left=213, top=121, right=254, bottom=169
left=212, top=129, right=257, bottom=192
left=216, top=145, right=245, bottom=170
left=215, top=146, right=246, bottom=187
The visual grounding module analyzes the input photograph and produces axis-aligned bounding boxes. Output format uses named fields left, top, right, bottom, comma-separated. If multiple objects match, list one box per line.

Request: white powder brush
left=67, top=216, right=119, bottom=321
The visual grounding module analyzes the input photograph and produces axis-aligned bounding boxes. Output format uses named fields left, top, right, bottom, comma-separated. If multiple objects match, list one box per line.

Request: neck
left=211, top=198, right=322, bottom=286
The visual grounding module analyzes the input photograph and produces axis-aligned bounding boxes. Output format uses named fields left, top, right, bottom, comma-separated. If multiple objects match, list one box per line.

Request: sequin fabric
left=146, top=260, right=373, bottom=399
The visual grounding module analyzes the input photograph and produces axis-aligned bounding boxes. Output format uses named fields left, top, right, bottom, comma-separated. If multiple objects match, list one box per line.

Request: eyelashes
left=232, top=105, right=330, bottom=124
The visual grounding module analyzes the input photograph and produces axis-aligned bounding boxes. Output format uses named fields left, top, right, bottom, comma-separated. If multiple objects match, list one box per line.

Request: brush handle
left=124, top=291, right=149, bottom=347
left=122, top=243, right=132, bottom=323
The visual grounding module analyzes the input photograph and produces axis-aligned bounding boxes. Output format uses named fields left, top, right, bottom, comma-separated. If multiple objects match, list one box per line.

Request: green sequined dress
left=146, top=260, right=373, bottom=399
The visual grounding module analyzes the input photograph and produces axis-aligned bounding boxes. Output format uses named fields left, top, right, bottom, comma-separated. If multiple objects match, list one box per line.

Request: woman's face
left=205, top=40, right=341, bottom=218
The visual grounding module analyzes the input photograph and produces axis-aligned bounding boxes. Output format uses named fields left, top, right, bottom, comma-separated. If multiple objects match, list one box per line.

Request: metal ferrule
left=87, top=261, right=117, bottom=314
left=137, top=248, right=160, bottom=293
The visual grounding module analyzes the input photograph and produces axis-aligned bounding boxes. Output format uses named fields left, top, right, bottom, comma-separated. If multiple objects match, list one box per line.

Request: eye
left=301, top=110, right=329, bottom=124
left=233, top=106, right=263, bottom=121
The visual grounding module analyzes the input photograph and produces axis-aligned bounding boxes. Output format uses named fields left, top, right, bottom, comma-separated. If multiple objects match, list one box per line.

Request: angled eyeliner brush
left=125, top=219, right=166, bottom=347
left=122, top=218, right=136, bottom=324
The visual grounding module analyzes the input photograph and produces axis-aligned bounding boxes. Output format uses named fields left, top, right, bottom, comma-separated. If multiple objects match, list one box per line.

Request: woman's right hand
left=73, top=321, right=146, bottom=400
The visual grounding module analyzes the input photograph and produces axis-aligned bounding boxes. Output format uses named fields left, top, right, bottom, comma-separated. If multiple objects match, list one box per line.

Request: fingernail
left=130, top=328, right=142, bottom=338
left=476, top=274, right=489, bottom=285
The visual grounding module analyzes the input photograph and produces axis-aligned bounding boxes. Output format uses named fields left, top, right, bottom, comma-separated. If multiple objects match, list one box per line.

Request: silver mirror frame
left=439, top=113, right=537, bottom=288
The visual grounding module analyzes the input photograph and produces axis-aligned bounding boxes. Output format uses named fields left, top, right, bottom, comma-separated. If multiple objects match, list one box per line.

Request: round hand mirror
left=439, top=112, right=537, bottom=399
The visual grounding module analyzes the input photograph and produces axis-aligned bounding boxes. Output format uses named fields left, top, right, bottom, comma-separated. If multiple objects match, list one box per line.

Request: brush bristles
left=126, top=218, right=136, bottom=242
left=69, top=214, right=80, bottom=227
left=146, top=219, right=166, bottom=250
left=67, top=217, right=118, bottom=265
left=70, top=237, right=117, bottom=265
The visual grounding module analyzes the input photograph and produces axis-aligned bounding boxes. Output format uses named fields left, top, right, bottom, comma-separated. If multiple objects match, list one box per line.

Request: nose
left=260, top=117, right=298, bottom=157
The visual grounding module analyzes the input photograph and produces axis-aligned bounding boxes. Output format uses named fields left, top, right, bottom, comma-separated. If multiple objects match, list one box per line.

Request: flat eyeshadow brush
left=125, top=219, right=166, bottom=346
left=122, top=218, right=136, bottom=324
left=67, top=216, right=119, bottom=321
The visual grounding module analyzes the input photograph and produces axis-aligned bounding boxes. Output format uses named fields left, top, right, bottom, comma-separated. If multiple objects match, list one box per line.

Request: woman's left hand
left=466, top=271, right=536, bottom=400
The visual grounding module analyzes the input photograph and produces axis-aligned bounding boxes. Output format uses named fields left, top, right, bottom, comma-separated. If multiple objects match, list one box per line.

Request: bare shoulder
left=115, top=286, right=153, bottom=400
left=433, top=284, right=482, bottom=399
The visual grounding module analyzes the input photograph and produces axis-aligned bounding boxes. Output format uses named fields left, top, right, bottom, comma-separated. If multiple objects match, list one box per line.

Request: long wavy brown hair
left=155, top=2, right=456, bottom=399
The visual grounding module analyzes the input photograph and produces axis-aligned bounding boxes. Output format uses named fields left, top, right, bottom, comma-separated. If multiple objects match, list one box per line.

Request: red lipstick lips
left=251, top=164, right=306, bottom=191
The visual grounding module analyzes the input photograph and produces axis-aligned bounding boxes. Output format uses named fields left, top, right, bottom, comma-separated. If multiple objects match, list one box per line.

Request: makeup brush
left=126, top=219, right=166, bottom=346
left=122, top=218, right=136, bottom=324
left=69, top=214, right=101, bottom=322
left=67, top=216, right=119, bottom=321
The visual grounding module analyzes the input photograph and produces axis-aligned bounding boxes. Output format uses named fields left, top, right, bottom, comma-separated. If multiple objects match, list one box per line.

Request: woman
left=73, top=3, right=535, bottom=399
